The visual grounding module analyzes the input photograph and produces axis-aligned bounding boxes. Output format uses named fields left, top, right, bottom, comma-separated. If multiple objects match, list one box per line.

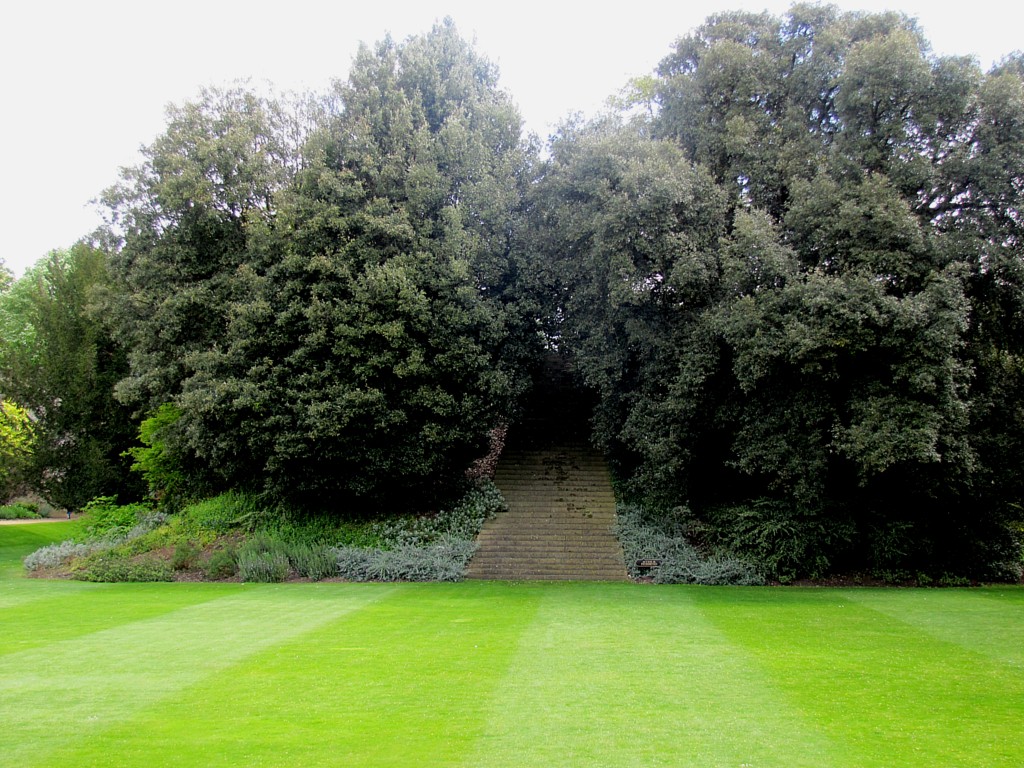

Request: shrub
left=203, top=547, right=238, bottom=579
left=655, top=553, right=766, bottom=586
left=331, top=521, right=386, bottom=550
left=868, top=519, right=915, bottom=574
left=11, top=496, right=61, bottom=518
left=286, top=542, right=337, bottom=581
left=74, top=552, right=175, bottom=582
left=24, top=540, right=109, bottom=571
left=704, top=499, right=853, bottom=582
left=332, top=537, right=478, bottom=582
left=237, top=551, right=290, bottom=582
left=171, top=542, right=200, bottom=570
left=255, top=510, right=376, bottom=548
left=80, top=496, right=153, bottom=538
left=124, top=403, right=187, bottom=508
left=184, top=491, right=263, bottom=533
left=0, top=399, right=35, bottom=495
left=615, top=504, right=765, bottom=586
left=322, top=481, right=501, bottom=582
left=237, top=533, right=292, bottom=582
left=126, top=511, right=170, bottom=540
left=23, top=504, right=166, bottom=575
left=0, top=501, right=41, bottom=519
left=333, top=546, right=376, bottom=581
left=370, top=479, right=506, bottom=548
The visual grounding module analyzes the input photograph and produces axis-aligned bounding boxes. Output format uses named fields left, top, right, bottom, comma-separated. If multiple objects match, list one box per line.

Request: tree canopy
left=529, top=5, right=1024, bottom=578
left=102, top=20, right=537, bottom=510
left=0, top=245, right=140, bottom=507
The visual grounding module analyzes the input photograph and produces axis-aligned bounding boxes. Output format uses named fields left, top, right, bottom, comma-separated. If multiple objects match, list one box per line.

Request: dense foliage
left=615, top=503, right=765, bottom=584
left=0, top=400, right=34, bottom=496
left=535, top=6, right=1024, bottom=578
left=103, top=21, right=538, bottom=510
left=0, top=246, right=140, bottom=507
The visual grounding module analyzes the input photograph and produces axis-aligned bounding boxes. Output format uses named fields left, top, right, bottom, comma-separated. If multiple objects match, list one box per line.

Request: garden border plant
left=21, top=478, right=507, bottom=583
left=615, top=503, right=765, bottom=585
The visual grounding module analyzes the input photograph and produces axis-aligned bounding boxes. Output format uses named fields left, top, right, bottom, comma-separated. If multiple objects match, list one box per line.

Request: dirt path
left=0, top=517, right=76, bottom=526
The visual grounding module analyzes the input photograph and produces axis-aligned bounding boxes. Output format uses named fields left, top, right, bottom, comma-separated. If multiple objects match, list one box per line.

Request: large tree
left=540, top=7, right=1024, bottom=578
left=526, top=120, right=728, bottom=468
left=105, top=22, right=537, bottom=510
left=0, top=245, right=141, bottom=507
left=102, top=85, right=310, bottom=411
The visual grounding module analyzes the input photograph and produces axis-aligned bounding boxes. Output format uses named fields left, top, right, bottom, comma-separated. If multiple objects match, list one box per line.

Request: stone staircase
left=466, top=355, right=627, bottom=581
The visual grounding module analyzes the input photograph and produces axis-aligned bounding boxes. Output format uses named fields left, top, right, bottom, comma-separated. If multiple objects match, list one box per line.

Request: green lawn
left=2, top=523, right=1023, bottom=767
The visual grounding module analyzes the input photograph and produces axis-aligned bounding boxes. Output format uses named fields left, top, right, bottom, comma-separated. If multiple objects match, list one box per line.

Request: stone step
left=475, top=533, right=619, bottom=543
left=484, top=521, right=616, bottom=527
left=469, top=562, right=626, bottom=570
left=475, top=541, right=620, bottom=548
left=476, top=529, right=618, bottom=538
left=467, top=573, right=626, bottom=581
left=469, top=567, right=625, bottom=573
left=481, top=517, right=616, bottom=524
left=470, top=553, right=626, bottom=562
left=475, top=540, right=615, bottom=549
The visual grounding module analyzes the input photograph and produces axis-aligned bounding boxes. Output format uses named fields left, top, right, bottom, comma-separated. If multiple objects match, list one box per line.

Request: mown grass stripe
left=462, top=583, right=840, bottom=768
left=0, top=576, right=92, bottom=611
left=0, top=583, right=245, bottom=656
left=844, top=588, right=1024, bottom=667
left=2, top=584, right=396, bottom=768
left=44, top=583, right=542, bottom=767
left=693, top=587, right=1024, bottom=767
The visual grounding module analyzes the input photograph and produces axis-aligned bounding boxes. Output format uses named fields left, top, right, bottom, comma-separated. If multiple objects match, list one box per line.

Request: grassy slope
left=2, top=525, right=1023, bottom=767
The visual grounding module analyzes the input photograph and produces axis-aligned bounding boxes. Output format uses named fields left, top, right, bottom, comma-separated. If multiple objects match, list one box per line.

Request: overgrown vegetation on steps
left=23, top=481, right=506, bottom=583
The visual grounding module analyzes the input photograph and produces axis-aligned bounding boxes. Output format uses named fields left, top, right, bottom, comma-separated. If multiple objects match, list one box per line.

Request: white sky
left=2, top=0, right=1020, bottom=276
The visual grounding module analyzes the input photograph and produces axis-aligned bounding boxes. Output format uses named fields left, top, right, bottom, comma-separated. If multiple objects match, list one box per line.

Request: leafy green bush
left=23, top=480, right=504, bottom=583
left=370, top=480, right=506, bottom=548
left=704, top=499, right=853, bottom=583
left=80, top=496, right=153, bottom=538
left=0, top=399, right=36, bottom=497
left=331, top=521, right=386, bottom=550
left=126, top=511, right=170, bottom=540
left=615, top=504, right=765, bottom=586
left=325, top=480, right=502, bottom=581
left=73, top=551, right=175, bottom=582
left=868, top=519, right=915, bottom=575
left=183, top=491, right=262, bottom=533
left=171, top=542, right=200, bottom=570
left=124, top=403, right=188, bottom=508
left=0, top=501, right=41, bottom=519
left=203, top=547, right=238, bottom=579
left=11, top=495, right=60, bottom=518
left=23, top=502, right=166, bottom=575
left=254, top=511, right=378, bottom=548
